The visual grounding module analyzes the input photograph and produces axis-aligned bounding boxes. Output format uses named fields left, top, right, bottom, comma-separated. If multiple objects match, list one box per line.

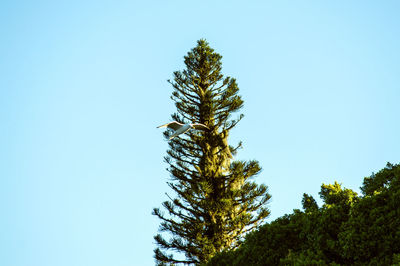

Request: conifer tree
left=153, top=40, right=271, bottom=265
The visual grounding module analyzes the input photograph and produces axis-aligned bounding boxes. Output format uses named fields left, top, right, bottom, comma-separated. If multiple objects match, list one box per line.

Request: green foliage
left=339, top=163, right=400, bottom=264
left=301, top=193, right=318, bottom=213
left=208, top=209, right=311, bottom=265
left=280, top=250, right=339, bottom=266
left=153, top=40, right=271, bottom=265
left=208, top=163, right=400, bottom=265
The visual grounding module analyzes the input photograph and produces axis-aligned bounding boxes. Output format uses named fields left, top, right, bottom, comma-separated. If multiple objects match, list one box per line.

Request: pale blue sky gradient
left=1, top=1, right=399, bottom=265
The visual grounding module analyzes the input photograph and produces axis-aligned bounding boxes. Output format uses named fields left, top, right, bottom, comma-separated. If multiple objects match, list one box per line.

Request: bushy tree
left=209, top=163, right=400, bottom=265
left=313, top=182, right=358, bottom=264
left=209, top=183, right=358, bottom=265
left=339, top=163, right=400, bottom=264
left=153, top=40, right=271, bottom=265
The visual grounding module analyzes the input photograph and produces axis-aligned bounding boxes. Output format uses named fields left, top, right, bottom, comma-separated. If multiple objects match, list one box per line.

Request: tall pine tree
left=153, top=40, right=271, bottom=265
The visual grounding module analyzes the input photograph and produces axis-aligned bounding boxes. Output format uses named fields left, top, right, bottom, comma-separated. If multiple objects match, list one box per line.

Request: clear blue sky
left=1, top=1, right=399, bottom=265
